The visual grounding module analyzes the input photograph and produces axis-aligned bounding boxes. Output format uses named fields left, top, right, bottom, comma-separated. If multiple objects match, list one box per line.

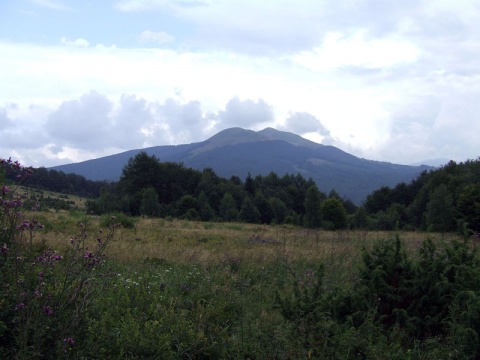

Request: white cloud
left=2, top=0, right=480, bottom=167
left=283, top=112, right=333, bottom=143
left=292, top=31, right=420, bottom=72
left=138, top=30, right=175, bottom=44
left=60, top=37, right=90, bottom=48
left=217, top=98, right=274, bottom=129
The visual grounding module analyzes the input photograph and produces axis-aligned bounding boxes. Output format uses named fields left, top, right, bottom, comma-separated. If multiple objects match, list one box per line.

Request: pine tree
left=304, top=185, right=322, bottom=228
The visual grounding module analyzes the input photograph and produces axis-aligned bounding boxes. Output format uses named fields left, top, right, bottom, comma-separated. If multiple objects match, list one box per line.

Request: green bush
left=100, top=212, right=136, bottom=229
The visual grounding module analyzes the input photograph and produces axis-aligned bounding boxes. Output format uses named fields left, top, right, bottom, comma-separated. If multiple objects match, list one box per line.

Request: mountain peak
left=203, top=127, right=322, bottom=151
left=50, top=126, right=429, bottom=203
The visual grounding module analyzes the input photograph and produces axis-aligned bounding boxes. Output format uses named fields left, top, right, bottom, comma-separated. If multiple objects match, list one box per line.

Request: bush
left=0, top=158, right=116, bottom=359
left=100, top=212, right=136, bottom=229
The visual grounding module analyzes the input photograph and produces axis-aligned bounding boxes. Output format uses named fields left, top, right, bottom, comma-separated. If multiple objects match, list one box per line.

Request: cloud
left=0, top=108, right=14, bottom=129
left=284, top=112, right=331, bottom=137
left=111, top=94, right=157, bottom=148
left=217, top=97, right=273, bottom=129
left=60, top=37, right=90, bottom=47
left=138, top=30, right=175, bottom=45
left=291, top=31, right=419, bottom=72
left=46, top=91, right=113, bottom=149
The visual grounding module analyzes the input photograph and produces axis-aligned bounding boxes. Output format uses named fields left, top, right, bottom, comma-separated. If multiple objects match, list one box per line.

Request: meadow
left=5, top=201, right=477, bottom=359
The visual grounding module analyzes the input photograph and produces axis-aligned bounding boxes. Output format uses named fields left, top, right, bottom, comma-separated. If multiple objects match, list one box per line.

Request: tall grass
left=10, top=210, right=472, bottom=358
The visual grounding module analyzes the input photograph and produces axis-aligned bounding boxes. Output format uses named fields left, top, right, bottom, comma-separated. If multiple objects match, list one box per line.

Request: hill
left=51, top=127, right=430, bottom=203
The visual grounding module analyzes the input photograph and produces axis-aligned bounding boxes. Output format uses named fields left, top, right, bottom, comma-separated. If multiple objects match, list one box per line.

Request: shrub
left=100, top=212, right=136, bottom=229
left=0, top=158, right=116, bottom=359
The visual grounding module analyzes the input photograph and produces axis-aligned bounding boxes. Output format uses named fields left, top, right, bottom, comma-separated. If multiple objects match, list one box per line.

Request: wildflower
left=1, top=185, right=11, bottom=195
left=0, top=243, right=8, bottom=254
left=43, top=305, right=54, bottom=316
left=15, top=303, right=25, bottom=311
left=63, top=337, right=75, bottom=346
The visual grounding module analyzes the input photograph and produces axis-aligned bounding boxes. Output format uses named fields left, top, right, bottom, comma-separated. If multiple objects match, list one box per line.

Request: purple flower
left=15, top=303, right=25, bottom=311
left=0, top=244, right=8, bottom=254
left=63, top=337, right=75, bottom=346
left=43, top=305, right=54, bottom=316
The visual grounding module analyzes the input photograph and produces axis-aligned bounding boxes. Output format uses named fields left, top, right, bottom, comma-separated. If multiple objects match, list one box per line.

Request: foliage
left=365, top=158, right=480, bottom=232
left=321, top=197, right=348, bottom=230
left=0, top=159, right=115, bottom=359
left=99, top=212, right=136, bottom=229
left=425, top=184, right=455, bottom=232
left=16, top=166, right=110, bottom=198
left=304, top=185, right=323, bottom=228
left=239, top=196, right=260, bottom=223
left=17, top=153, right=480, bottom=232
left=219, top=193, right=238, bottom=222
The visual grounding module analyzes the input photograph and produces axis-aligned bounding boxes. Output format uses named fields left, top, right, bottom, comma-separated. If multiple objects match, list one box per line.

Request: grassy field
left=37, top=211, right=455, bottom=266
left=4, top=207, right=476, bottom=359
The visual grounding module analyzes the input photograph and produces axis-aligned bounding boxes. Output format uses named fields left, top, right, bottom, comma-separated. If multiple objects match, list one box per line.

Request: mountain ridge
left=50, top=127, right=430, bottom=203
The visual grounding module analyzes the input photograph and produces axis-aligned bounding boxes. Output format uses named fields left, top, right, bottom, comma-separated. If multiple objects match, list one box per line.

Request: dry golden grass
left=34, top=212, right=464, bottom=268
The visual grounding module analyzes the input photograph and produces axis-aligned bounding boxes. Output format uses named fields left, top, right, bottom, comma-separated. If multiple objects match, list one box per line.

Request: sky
left=1, top=0, right=480, bottom=168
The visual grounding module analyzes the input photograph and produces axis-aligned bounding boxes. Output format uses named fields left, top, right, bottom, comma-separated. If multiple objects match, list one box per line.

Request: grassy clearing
left=16, top=212, right=470, bottom=358
left=38, top=214, right=456, bottom=266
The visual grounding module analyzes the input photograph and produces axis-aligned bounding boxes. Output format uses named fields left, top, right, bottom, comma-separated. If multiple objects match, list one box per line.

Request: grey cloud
left=115, top=0, right=480, bottom=60
left=284, top=112, right=331, bottom=136
left=46, top=91, right=113, bottom=149
left=0, top=107, right=50, bottom=150
left=375, top=90, right=480, bottom=164
left=161, top=98, right=203, bottom=129
left=46, top=92, right=159, bottom=151
left=112, top=94, right=155, bottom=148
left=148, top=98, right=209, bottom=144
left=0, top=108, right=14, bottom=129
left=217, top=97, right=273, bottom=128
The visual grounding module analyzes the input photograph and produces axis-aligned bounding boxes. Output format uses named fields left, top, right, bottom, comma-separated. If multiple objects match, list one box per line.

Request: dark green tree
left=304, top=185, right=322, bottom=228
left=269, top=197, right=288, bottom=224
left=425, top=184, right=455, bottom=232
left=219, top=192, right=238, bottom=221
left=351, top=206, right=369, bottom=229
left=118, top=152, right=161, bottom=195
left=321, top=197, right=347, bottom=230
left=198, top=191, right=215, bottom=221
left=254, top=190, right=273, bottom=224
left=457, top=183, right=480, bottom=232
left=244, top=173, right=255, bottom=196
left=176, top=195, right=198, bottom=218
left=239, top=196, right=260, bottom=223
left=139, top=187, right=161, bottom=217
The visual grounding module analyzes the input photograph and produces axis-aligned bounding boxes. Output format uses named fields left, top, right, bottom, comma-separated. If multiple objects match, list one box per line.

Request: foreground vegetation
left=1, top=159, right=480, bottom=359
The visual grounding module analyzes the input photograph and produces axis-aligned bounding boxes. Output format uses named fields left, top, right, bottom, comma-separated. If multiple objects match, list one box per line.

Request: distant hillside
left=51, top=127, right=430, bottom=203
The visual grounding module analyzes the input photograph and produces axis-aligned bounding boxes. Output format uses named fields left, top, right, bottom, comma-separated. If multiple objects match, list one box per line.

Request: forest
left=14, top=153, right=480, bottom=234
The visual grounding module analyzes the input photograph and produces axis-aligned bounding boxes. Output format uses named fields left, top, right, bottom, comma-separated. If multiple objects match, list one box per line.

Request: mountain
left=409, top=158, right=451, bottom=167
left=51, top=127, right=430, bottom=204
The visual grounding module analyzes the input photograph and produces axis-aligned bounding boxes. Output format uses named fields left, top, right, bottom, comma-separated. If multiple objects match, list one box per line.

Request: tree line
left=85, top=152, right=354, bottom=229
left=363, top=159, right=480, bottom=233
left=12, top=154, right=480, bottom=233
